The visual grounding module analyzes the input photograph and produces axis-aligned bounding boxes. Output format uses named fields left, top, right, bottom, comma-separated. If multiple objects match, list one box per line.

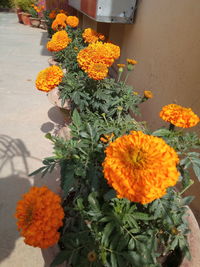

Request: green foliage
left=0, top=0, right=14, bottom=8
left=14, top=0, right=33, bottom=12
left=43, top=10, right=54, bottom=37
left=59, top=72, right=144, bottom=118
left=152, top=128, right=200, bottom=188
left=28, top=6, right=38, bottom=18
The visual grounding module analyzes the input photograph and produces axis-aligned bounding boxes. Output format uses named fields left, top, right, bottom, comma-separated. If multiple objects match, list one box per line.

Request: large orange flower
left=66, top=16, right=79, bottom=28
left=82, top=28, right=105, bottom=43
left=15, top=187, right=64, bottom=248
left=47, top=30, right=72, bottom=52
left=103, top=131, right=179, bottom=204
left=77, top=41, right=120, bottom=79
left=51, top=13, right=68, bottom=31
left=87, top=62, right=108, bottom=80
left=160, top=104, right=199, bottom=128
left=35, top=65, right=63, bottom=92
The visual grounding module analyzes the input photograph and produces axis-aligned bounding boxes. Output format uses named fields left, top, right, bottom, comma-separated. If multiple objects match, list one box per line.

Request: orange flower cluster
left=15, top=186, right=64, bottom=248
left=31, top=4, right=45, bottom=13
left=35, top=65, right=63, bottom=92
left=52, top=13, right=68, bottom=31
left=82, top=28, right=105, bottom=43
left=49, top=10, right=57, bottom=19
left=144, top=90, right=153, bottom=99
left=160, top=104, right=199, bottom=128
left=103, top=131, right=179, bottom=204
left=47, top=30, right=72, bottom=52
left=66, top=16, right=79, bottom=28
left=77, top=41, right=120, bottom=80
left=127, top=58, right=138, bottom=65
left=49, top=9, right=67, bottom=19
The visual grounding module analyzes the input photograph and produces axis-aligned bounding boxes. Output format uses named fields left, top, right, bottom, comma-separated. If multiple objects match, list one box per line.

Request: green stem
left=117, top=71, right=122, bottom=82
left=124, top=72, right=130, bottom=85
left=179, top=179, right=194, bottom=195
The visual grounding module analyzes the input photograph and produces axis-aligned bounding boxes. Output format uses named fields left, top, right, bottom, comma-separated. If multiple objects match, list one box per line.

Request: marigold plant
left=160, top=104, right=199, bottom=128
left=47, top=30, right=72, bottom=52
left=103, top=131, right=179, bottom=204
left=15, top=186, right=64, bottom=248
left=82, top=28, right=105, bottom=43
left=66, top=16, right=79, bottom=28
left=77, top=41, right=120, bottom=79
left=35, top=65, right=63, bottom=92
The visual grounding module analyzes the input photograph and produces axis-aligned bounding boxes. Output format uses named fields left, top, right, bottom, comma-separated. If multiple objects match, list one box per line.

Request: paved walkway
left=0, top=12, right=65, bottom=267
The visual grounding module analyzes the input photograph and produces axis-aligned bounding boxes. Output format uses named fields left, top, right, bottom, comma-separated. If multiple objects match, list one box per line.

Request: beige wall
left=80, top=0, right=200, bottom=221
left=108, top=0, right=200, bottom=131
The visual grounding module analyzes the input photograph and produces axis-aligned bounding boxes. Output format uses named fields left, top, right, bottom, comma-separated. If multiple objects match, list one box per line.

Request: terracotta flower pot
left=47, top=87, right=71, bottom=118
left=41, top=207, right=200, bottom=267
left=16, top=8, right=23, bottom=23
left=30, top=17, right=41, bottom=28
left=21, top=13, right=31, bottom=26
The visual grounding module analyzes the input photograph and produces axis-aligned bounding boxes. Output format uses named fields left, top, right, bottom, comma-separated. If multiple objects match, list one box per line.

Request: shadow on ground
left=40, top=31, right=51, bottom=57
left=0, top=135, right=61, bottom=264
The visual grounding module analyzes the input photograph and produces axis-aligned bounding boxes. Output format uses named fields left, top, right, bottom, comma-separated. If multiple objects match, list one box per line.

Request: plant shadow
left=0, top=135, right=62, bottom=264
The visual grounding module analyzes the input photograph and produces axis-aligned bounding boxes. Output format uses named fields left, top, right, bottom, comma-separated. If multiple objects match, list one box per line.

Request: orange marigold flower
left=35, top=65, right=63, bottom=92
left=66, top=16, right=79, bottom=28
left=160, top=104, right=199, bottom=128
left=82, top=28, right=105, bottom=43
left=77, top=42, right=120, bottom=77
left=103, top=131, right=179, bottom=204
left=117, top=64, right=125, bottom=68
left=100, top=133, right=114, bottom=143
left=144, top=90, right=153, bottom=99
left=52, top=19, right=66, bottom=31
left=15, top=186, right=64, bottom=248
left=47, top=30, right=72, bottom=52
left=104, top=43, right=120, bottom=59
left=87, top=62, right=108, bottom=80
left=52, top=13, right=68, bottom=31
left=49, top=10, right=56, bottom=19
left=127, top=58, right=138, bottom=65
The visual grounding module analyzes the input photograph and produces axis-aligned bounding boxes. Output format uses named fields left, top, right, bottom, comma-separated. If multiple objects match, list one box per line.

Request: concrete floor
left=0, top=12, right=66, bottom=267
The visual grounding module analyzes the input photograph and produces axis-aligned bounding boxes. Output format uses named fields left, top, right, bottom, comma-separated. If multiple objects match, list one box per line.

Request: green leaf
left=60, top=161, right=75, bottom=195
left=102, top=222, right=114, bottom=246
left=72, top=109, right=81, bottom=127
left=50, top=250, right=69, bottom=267
left=28, top=166, right=46, bottom=177
left=133, top=212, right=154, bottom=220
left=104, top=189, right=116, bottom=201
left=152, top=129, right=171, bottom=137
left=88, top=192, right=100, bottom=210
left=110, top=253, right=118, bottom=267
left=193, top=163, right=200, bottom=180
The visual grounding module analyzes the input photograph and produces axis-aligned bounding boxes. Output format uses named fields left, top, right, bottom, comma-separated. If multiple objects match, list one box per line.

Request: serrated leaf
left=28, top=166, right=46, bottom=177
left=72, top=109, right=81, bottom=127
left=152, top=129, right=171, bottom=137
left=133, top=212, right=154, bottom=220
